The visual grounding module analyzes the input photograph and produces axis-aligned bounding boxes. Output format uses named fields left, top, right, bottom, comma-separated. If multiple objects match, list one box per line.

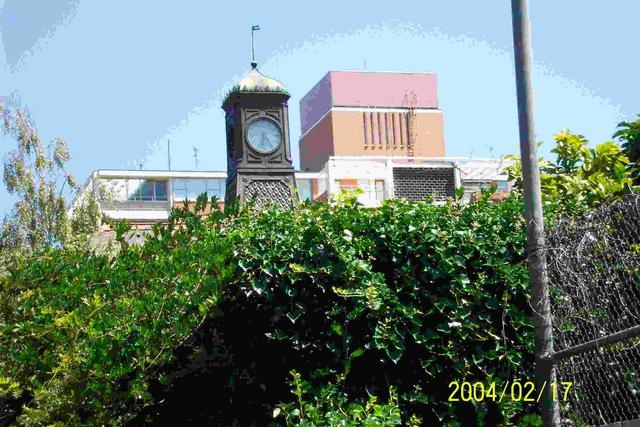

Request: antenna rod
left=193, top=147, right=199, bottom=170
left=167, top=139, right=171, bottom=170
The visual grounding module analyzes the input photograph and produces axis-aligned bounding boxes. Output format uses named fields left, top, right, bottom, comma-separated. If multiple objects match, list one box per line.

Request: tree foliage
left=506, top=128, right=637, bottom=215
left=613, top=114, right=640, bottom=183
left=0, top=96, right=101, bottom=265
left=0, top=201, right=235, bottom=425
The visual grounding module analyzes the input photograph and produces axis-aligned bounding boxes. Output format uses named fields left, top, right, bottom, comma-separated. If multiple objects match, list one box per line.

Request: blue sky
left=0, top=1, right=637, bottom=215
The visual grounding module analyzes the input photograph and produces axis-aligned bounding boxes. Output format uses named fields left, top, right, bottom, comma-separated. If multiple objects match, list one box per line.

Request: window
left=336, top=179, right=358, bottom=192
left=495, top=181, right=509, bottom=191
left=186, top=179, right=206, bottom=199
left=141, top=181, right=154, bottom=200
left=334, top=179, right=385, bottom=201
left=127, top=180, right=168, bottom=201
left=206, top=179, right=225, bottom=199
left=370, top=112, right=377, bottom=146
left=155, top=181, right=168, bottom=200
left=127, top=179, right=143, bottom=200
left=362, top=113, right=369, bottom=147
left=296, top=179, right=312, bottom=201
left=377, top=112, right=383, bottom=147
left=405, top=113, right=411, bottom=147
left=172, top=179, right=187, bottom=200
left=358, top=179, right=370, bottom=195
left=375, top=180, right=384, bottom=201
left=103, top=179, right=127, bottom=202
left=172, top=178, right=225, bottom=200
left=383, top=113, right=389, bottom=146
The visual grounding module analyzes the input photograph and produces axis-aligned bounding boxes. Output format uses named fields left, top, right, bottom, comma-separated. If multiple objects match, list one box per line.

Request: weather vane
left=251, top=24, right=260, bottom=67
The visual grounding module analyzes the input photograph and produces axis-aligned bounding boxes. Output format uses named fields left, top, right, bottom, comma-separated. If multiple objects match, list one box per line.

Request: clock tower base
left=226, top=169, right=297, bottom=210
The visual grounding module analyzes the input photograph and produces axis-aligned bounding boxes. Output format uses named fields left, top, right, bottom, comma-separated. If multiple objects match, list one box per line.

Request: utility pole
left=510, top=0, right=559, bottom=425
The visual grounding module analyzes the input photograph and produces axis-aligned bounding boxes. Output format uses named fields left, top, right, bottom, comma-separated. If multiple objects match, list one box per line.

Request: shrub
left=221, top=193, right=535, bottom=425
left=0, top=202, right=235, bottom=425
left=1, top=193, right=537, bottom=425
left=276, top=370, right=406, bottom=426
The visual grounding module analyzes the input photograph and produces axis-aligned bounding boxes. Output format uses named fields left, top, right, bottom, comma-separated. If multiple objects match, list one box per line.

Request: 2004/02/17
left=448, top=381, right=573, bottom=403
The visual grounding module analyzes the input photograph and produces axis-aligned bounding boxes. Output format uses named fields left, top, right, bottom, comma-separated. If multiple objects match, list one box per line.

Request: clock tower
left=222, top=62, right=298, bottom=209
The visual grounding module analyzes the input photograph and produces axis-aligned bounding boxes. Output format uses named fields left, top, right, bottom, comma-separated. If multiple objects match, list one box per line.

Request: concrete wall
left=331, top=111, right=367, bottom=155
left=413, top=111, right=446, bottom=157
left=299, top=114, right=335, bottom=171
left=300, top=109, right=445, bottom=170
left=300, top=72, right=333, bottom=135
left=329, top=71, right=438, bottom=108
left=300, top=71, right=439, bottom=135
left=331, top=109, right=445, bottom=158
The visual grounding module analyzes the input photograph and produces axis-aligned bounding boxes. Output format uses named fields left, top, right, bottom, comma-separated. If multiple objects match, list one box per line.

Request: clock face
left=246, top=118, right=282, bottom=153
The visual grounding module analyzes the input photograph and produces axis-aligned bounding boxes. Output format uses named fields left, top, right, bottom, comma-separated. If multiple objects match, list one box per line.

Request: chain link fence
left=546, top=192, right=640, bottom=426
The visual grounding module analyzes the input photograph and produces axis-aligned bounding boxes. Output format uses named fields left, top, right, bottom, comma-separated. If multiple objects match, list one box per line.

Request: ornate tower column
left=222, top=63, right=297, bottom=209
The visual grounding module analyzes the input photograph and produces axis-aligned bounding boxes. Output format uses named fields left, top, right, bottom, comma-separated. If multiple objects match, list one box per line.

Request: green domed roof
left=236, top=62, right=286, bottom=92
left=222, top=63, right=289, bottom=107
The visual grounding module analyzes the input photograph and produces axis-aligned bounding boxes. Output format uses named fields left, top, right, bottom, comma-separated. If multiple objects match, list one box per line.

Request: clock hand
left=261, top=132, right=269, bottom=150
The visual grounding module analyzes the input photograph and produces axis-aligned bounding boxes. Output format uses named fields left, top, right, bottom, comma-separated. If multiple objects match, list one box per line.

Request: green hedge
left=1, top=193, right=539, bottom=425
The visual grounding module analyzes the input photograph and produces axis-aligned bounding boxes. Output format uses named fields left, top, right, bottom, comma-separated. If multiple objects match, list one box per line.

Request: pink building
left=299, top=71, right=446, bottom=171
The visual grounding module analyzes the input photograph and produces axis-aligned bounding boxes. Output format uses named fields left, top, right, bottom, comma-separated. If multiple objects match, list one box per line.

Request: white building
left=75, top=156, right=512, bottom=227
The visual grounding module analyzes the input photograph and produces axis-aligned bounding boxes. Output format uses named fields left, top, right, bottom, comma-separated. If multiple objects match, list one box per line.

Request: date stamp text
left=448, top=381, right=573, bottom=403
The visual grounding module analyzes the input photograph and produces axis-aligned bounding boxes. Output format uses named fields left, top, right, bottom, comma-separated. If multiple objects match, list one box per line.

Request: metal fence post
left=510, top=0, right=560, bottom=425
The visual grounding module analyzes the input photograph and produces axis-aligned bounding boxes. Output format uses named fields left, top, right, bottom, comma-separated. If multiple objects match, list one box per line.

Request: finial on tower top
left=251, top=24, right=260, bottom=66
left=251, top=61, right=258, bottom=69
